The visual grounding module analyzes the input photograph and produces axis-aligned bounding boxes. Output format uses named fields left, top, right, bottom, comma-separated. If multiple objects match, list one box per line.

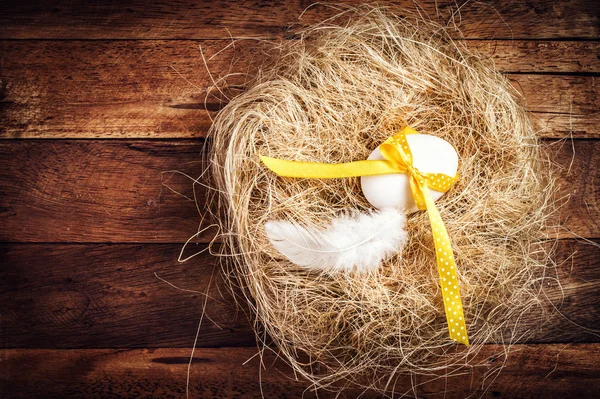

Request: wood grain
left=0, top=239, right=598, bottom=348
left=1, top=344, right=599, bottom=398
left=1, top=40, right=598, bottom=139
left=0, top=139, right=598, bottom=243
left=1, top=0, right=598, bottom=40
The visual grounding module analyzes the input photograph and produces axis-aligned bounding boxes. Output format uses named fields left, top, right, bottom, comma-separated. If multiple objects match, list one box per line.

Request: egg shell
left=360, top=134, right=459, bottom=214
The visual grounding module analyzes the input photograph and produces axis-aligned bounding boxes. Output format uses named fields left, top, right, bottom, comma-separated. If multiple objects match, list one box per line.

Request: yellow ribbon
left=260, top=126, right=469, bottom=345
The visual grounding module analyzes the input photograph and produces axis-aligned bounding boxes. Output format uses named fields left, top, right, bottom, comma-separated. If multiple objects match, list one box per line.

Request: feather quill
left=265, top=209, right=407, bottom=273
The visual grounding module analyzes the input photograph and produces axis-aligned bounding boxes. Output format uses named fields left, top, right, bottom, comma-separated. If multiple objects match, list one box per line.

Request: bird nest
left=207, top=6, right=556, bottom=395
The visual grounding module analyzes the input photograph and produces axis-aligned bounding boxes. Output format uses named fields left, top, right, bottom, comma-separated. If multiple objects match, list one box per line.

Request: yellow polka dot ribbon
left=260, top=126, right=469, bottom=346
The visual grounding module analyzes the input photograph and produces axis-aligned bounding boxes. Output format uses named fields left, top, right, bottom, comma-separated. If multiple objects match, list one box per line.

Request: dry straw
left=207, top=6, right=557, bottom=395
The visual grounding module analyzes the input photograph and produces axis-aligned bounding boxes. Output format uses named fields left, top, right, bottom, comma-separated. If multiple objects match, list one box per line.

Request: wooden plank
left=0, top=0, right=598, bottom=40
left=468, top=40, right=600, bottom=74
left=1, top=40, right=598, bottom=139
left=509, top=75, right=599, bottom=139
left=0, top=240, right=598, bottom=348
left=1, top=344, right=598, bottom=398
left=552, top=140, right=600, bottom=239
left=525, top=238, right=600, bottom=342
left=0, top=40, right=246, bottom=139
left=0, top=140, right=210, bottom=243
left=0, top=139, right=598, bottom=243
left=0, top=244, right=253, bottom=348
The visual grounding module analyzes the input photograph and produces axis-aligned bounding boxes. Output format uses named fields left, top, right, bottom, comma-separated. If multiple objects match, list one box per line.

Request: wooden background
left=1, top=1, right=599, bottom=397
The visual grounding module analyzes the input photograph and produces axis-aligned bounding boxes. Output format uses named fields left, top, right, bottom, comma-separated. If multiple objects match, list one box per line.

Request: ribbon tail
left=260, top=156, right=404, bottom=178
left=421, top=184, right=470, bottom=346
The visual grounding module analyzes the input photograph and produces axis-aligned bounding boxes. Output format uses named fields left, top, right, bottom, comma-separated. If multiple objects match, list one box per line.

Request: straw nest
left=207, top=7, right=556, bottom=394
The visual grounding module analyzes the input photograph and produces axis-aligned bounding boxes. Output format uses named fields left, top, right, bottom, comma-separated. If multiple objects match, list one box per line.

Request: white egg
left=361, top=134, right=458, bottom=214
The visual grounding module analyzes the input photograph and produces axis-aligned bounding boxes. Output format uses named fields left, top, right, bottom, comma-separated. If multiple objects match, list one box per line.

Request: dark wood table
left=1, top=1, right=599, bottom=397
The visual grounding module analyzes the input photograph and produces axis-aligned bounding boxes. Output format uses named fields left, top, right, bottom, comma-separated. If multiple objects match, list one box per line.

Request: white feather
left=265, top=209, right=407, bottom=273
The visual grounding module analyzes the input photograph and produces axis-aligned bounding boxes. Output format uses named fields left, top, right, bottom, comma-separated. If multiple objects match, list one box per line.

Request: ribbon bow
left=260, top=126, right=469, bottom=345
